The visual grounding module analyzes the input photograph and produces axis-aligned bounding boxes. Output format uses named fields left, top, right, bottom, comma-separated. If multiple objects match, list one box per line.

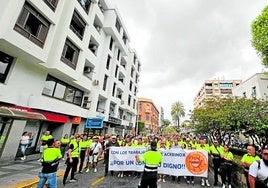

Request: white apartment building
left=232, top=73, right=268, bottom=99
left=0, top=0, right=141, bottom=162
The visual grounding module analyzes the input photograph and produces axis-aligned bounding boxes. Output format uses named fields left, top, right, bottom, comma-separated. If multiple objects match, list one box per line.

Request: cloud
left=110, top=0, right=266, bottom=121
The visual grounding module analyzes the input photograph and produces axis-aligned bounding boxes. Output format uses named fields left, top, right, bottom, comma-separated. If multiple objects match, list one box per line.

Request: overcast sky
left=109, top=0, right=267, bottom=121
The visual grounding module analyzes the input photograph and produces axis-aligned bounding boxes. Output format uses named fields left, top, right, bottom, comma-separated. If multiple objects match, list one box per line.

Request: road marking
left=91, top=176, right=105, bottom=186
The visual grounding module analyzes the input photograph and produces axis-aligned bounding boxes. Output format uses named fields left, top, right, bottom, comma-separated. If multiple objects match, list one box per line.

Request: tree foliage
left=191, top=97, right=268, bottom=145
left=171, top=101, right=185, bottom=126
left=163, top=119, right=171, bottom=126
left=251, top=5, right=268, bottom=67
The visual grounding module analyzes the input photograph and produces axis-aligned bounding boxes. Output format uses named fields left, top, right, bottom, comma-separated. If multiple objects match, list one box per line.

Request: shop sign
left=85, top=117, right=104, bottom=129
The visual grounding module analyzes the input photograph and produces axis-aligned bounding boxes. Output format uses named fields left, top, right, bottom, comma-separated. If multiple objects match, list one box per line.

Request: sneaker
left=206, top=180, right=211, bottom=187
left=118, top=173, right=121, bottom=177
left=163, top=179, right=165, bottom=183
left=158, top=178, right=162, bottom=182
left=94, top=168, right=97, bottom=173
left=86, top=168, right=90, bottom=173
left=192, top=181, right=195, bottom=185
left=201, top=179, right=205, bottom=187
left=187, top=180, right=190, bottom=185
left=69, top=178, right=77, bottom=183
left=222, top=185, right=226, bottom=188
left=228, top=185, right=231, bottom=188
left=79, top=171, right=82, bottom=173
left=21, top=157, right=25, bottom=160
left=120, top=173, right=124, bottom=178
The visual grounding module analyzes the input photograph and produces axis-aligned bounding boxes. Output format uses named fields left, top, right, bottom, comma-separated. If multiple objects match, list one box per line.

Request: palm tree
left=171, top=101, right=185, bottom=128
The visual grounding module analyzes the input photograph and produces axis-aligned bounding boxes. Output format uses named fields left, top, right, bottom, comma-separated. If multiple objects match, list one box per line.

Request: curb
left=12, top=158, right=104, bottom=188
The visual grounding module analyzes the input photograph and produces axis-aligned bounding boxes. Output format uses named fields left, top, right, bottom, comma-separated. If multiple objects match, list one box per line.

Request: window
left=70, top=11, right=86, bottom=40
left=61, top=38, right=80, bottom=69
left=14, top=2, right=50, bottom=48
left=109, top=38, right=114, bottom=51
left=42, top=75, right=83, bottom=106
left=0, top=51, right=13, bottom=83
left=129, top=81, right=133, bottom=91
left=43, top=0, right=58, bottom=11
left=112, top=83, right=116, bottom=97
left=117, top=49, right=121, bottom=61
left=106, top=55, right=111, bottom=70
left=115, top=18, right=121, bottom=32
left=122, top=33, right=127, bottom=44
left=252, top=86, right=257, bottom=98
left=128, top=95, right=131, bottom=106
left=115, top=65, right=118, bottom=78
left=103, top=75, right=108, bottom=91
left=77, top=0, right=92, bottom=14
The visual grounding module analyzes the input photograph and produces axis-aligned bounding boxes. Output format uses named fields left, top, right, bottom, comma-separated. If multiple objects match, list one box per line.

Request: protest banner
left=109, top=147, right=208, bottom=177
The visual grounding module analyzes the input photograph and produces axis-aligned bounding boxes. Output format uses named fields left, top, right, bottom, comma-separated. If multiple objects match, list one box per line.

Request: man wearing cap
left=135, top=141, right=162, bottom=188
left=86, top=136, right=102, bottom=173
left=104, top=135, right=119, bottom=176
left=248, top=145, right=268, bottom=188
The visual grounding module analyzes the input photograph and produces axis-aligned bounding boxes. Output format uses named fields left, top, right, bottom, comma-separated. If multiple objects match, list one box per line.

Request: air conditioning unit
left=93, top=79, right=99, bottom=86
left=85, top=101, right=91, bottom=109
left=83, top=67, right=91, bottom=73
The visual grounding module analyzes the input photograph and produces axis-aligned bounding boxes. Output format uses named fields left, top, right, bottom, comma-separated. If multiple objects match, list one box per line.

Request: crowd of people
left=19, top=130, right=268, bottom=188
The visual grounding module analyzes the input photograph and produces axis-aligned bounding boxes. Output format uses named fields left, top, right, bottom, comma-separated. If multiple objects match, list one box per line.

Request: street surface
left=56, top=162, right=215, bottom=188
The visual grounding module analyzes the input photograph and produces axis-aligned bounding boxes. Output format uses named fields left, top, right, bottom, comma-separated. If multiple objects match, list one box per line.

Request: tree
left=171, top=101, right=185, bottom=127
left=251, top=5, right=268, bottom=67
left=191, top=97, right=268, bottom=145
left=163, top=119, right=171, bottom=126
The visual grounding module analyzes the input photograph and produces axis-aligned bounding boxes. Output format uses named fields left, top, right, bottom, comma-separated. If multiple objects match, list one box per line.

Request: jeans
left=37, top=171, right=57, bottom=188
left=20, top=144, right=27, bottom=156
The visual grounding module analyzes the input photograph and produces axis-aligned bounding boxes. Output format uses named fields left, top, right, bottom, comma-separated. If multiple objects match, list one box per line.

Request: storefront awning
left=35, top=110, right=68, bottom=123
left=0, top=106, right=46, bottom=120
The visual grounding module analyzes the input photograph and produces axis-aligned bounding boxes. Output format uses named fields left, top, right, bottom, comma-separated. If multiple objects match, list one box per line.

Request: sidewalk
left=0, top=154, right=66, bottom=188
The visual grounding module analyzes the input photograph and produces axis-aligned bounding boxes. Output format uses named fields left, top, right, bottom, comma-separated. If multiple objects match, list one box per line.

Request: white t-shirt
left=20, top=135, right=29, bottom=145
left=90, top=142, right=102, bottom=154
left=249, top=160, right=268, bottom=181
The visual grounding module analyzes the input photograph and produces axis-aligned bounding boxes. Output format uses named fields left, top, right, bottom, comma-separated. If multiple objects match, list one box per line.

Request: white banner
left=109, top=147, right=208, bottom=177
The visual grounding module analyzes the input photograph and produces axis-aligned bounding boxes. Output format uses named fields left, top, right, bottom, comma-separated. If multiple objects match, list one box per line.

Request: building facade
left=0, top=0, right=140, bottom=162
left=232, top=73, right=268, bottom=100
left=137, top=98, right=159, bottom=134
left=194, top=79, right=242, bottom=108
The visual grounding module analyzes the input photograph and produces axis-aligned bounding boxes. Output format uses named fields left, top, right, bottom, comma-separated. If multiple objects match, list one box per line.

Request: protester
left=104, top=135, right=119, bottom=176
left=38, top=130, right=53, bottom=162
left=248, top=145, right=268, bottom=188
left=87, top=136, right=102, bottom=173
left=60, top=134, right=70, bottom=159
left=210, top=139, right=224, bottom=186
left=240, top=145, right=261, bottom=188
left=220, top=144, right=234, bottom=188
left=135, top=141, right=162, bottom=188
left=196, top=138, right=211, bottom=187
left=37, top=139, right=61, bottom=188
left=62, top=135, right=81, bottom=186
left=78, top=134, right=90, bottom=173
